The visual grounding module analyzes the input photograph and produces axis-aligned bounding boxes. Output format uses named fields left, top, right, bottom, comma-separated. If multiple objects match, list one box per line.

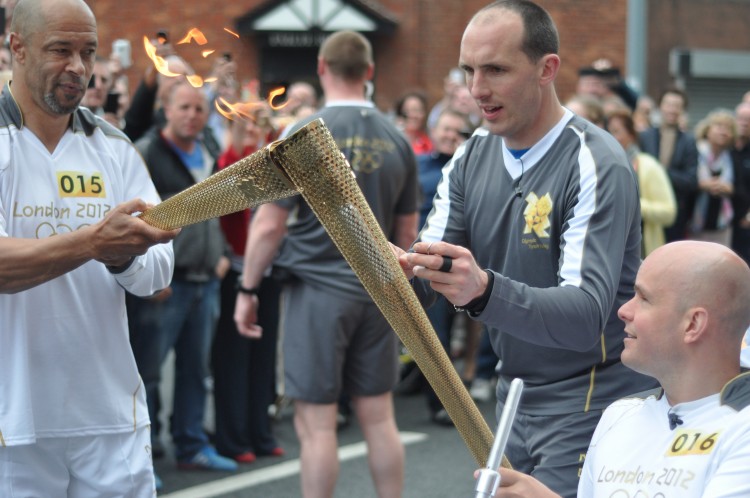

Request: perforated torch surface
left=271, top=119, right=508, bottom=468
left=138, top=119, right=508, bottom=468
left=139, top=146, right=297, bottom=230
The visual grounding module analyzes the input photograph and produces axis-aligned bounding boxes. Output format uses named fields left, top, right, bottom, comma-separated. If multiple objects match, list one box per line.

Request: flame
left=204, top=77, right=218, bottom=83
left=224, top=27, right=240, bottom=38
left=201, top=49, right=216, bottom=58
left=215, top=97, right=264, bottom=122
left=177, top=28, right=208, bottom=46
left=267, top=87, right=288, bottom=111
left=142, top=36, right=183, bottom=77
left=186, top=74, right=204, bottom=88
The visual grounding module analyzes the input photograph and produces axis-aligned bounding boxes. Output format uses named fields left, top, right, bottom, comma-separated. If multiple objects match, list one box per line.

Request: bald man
left=493, top=241, right=750, bottom=498
left=0, top=0, right=177, bottom=495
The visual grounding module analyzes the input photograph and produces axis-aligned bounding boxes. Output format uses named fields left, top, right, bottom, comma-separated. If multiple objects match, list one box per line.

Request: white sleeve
left=113, top=141, right=174, bottom=295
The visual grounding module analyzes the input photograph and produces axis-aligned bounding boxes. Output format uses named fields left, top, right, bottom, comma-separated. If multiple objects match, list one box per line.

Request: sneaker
left=261, top=446, right=285, bottom=457
left=269, top=446, right=285, bottom=457
left=177, top=446, right=238, bottom=471
left=470, top=378, right=495, bottom=403
left=233, top=451, right=256, bottom=464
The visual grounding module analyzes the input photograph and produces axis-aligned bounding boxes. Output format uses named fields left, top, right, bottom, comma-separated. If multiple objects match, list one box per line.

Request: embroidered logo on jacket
left=523, top=192, right=553, bottom=238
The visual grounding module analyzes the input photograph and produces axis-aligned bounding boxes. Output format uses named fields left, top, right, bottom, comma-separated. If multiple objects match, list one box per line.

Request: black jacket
left=640, top=126, right=699, bottom=241
left=136, top=128, right=226, bottom=282
left=639, top=126, right=699, bottom=196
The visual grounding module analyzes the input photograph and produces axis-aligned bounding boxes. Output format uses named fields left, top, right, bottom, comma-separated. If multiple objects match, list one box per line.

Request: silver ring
left=427, top=242, right=435, bottom=255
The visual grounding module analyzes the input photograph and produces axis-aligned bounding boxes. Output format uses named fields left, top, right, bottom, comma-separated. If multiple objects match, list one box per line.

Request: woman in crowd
left=607, top=108, right=677, bottom=255
left=394, top=90, right=433, bottom=154
left=690, top=109, right=743, bottom=246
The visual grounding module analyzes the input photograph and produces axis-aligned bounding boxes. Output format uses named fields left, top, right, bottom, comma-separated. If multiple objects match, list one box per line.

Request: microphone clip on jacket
left=668, top=411, right=683, bottom=430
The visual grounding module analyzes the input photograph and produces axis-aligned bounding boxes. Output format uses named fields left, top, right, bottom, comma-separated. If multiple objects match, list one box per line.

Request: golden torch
left=140, top=119, right=508, bottom=469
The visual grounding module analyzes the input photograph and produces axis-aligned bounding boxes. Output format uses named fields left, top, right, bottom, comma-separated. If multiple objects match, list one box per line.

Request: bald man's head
left=647, top=241, right=750, bottom=340
left=11, top=0, right=95, bottom=40
left=9, top=0, right=97, bottom=117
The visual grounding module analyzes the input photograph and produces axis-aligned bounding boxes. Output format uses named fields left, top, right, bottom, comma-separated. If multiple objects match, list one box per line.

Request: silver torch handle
left=473, top=378, right=524, bottom=498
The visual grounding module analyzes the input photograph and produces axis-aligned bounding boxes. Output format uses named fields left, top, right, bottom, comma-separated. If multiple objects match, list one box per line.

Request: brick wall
left=88, top=0, right=627, bottom=113
left=647, top=0, right=750, bottom=100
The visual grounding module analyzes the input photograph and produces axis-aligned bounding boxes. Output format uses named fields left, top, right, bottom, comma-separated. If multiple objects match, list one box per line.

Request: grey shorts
left=281, top=280, right=399, bottom=403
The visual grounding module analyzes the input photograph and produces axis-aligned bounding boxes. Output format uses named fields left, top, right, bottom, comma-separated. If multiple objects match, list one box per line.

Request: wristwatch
left=236, top=281, right=259, bottom=295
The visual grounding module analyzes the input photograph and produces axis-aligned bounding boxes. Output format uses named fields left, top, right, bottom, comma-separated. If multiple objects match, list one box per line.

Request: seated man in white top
left=492, top=240, right=750, bottom=498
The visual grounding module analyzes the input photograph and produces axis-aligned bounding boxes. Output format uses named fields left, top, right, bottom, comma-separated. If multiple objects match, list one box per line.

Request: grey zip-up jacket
left=415, top=111, right=657, bottom=415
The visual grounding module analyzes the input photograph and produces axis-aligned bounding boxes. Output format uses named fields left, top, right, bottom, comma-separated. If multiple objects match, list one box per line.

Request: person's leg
left=171, top=279, right=214, bottom=460
left=471, top=326, right=499, bottom=402
left=475, top=325, right=499, bottom=380
left=249, top=275, right=282, bottom=454
left=461, top=317, right=482, bottom=381
left=0, top=438, right=69, bottom=496
left=67, top=427, right=156, bottom=498
left=212, top=270, right=252, bottom=459
left=353, top=393, right=404, bottom=498
left=527, top=410, right=602, bottom=498
left=173, top=278, right=236, bottom=471
left=282, top=282, right=352, bottom=494
left=344, top=302, right=403, bottom=497
left=0, top=428, right=156, bottom=498
left=127, top=292, right=170, bottom=448
left=293, top=400, right=339, bottom=498
left=500, top=411, right=535, bottom=474
left=424, top=296, right=455, bottom=416
left=501, top=409, right=601, bottom=498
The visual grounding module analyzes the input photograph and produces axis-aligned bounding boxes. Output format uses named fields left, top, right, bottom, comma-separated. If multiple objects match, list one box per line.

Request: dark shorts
left=281, top=281, right=399, bottom=404
left=498, top=406, right=603, bottom=498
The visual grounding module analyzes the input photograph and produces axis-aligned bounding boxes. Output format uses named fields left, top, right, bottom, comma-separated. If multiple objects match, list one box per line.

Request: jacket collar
left=1, top=82, right=97, bottom=136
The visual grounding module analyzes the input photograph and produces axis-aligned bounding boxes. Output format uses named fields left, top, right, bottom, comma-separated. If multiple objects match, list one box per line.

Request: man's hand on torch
left=399, top=240, right=489, bottom=308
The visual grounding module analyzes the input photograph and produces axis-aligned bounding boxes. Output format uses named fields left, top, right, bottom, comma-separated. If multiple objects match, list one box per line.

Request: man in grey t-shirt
left=235, top=31, right=418, bottom=498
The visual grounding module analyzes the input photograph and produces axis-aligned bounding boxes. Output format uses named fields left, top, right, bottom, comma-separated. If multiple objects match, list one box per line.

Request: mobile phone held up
left=111, top=39, right=132, bottom=69
left=103, top=92, right=120, bottom=115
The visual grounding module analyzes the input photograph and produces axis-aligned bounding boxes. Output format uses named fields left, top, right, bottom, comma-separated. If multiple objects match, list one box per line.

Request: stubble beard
left=44, top=90, right=81, bottom=115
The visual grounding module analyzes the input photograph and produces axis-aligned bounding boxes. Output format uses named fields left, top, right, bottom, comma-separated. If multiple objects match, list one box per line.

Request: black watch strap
left=454, top=269, right=494, bottom=316
left=236, top=282, right=260, bottom=295
left=106, top=256, right=136, bottom=275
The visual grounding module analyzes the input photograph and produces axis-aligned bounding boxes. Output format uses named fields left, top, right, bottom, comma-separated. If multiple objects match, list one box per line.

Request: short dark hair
left=437, top=108, right=476, bottom=137
left=658, top=86, right=689, bottom=110
left=477, top=0, right=559, bottom=61
left=607, top=108, right=637, bottom=139
left=394, top=90, right=429, bottom=119
left=318, top=31, right=373, bottom=82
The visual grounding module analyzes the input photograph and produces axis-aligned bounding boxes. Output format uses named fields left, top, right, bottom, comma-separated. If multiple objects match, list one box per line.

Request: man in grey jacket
left=397, top=2, right=657, bottom=497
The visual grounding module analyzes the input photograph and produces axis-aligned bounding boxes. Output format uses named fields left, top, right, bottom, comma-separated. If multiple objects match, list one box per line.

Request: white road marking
left=159, top=431, right=428, bottom=498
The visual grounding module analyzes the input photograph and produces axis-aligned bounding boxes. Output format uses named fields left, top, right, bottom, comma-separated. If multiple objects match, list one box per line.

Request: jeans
left=425, top=295, right=456, bottom=413
left=129, top=278, right=220, bottom=460
left=475, top=326, right=499, bottom=381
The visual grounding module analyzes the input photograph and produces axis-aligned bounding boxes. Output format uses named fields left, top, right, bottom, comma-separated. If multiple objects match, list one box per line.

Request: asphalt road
left=154, top=387, right=499, bottom=498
